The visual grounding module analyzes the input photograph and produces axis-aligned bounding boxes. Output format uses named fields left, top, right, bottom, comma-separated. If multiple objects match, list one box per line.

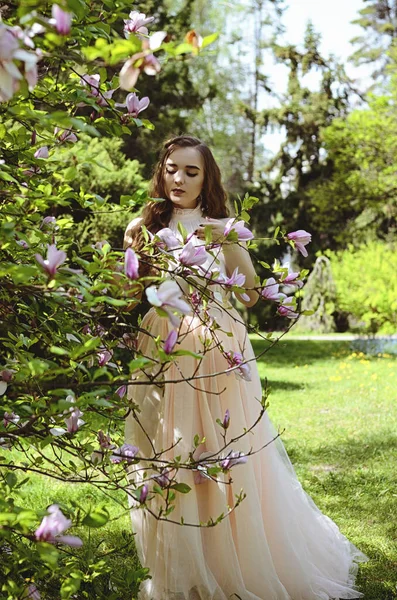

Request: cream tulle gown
left=125, top=204, right=367, bottom=600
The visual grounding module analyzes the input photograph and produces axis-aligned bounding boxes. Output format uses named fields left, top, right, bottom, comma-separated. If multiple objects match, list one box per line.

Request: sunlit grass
left=251, top=336, right=397, bottom=600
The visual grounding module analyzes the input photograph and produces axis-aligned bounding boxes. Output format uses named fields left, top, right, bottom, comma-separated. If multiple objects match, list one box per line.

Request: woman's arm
left=222, top=242, right=259, bottom=307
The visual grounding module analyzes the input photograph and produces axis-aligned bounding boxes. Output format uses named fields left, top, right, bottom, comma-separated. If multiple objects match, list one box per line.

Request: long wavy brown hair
left=124, top=135, right=230, bottom=252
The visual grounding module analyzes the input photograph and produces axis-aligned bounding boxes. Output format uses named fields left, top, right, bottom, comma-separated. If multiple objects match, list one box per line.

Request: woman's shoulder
left=124, top=216, right=144, bottom=248
left=125, top=215, right=144, bottom=231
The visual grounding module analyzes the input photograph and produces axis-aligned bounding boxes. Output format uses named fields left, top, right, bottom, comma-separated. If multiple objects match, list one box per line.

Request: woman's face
left=163, top=146, right=205, bottom=209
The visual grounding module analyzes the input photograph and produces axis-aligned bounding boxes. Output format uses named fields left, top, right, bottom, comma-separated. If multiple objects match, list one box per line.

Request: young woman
left=123, top=135, right=367, bottom=600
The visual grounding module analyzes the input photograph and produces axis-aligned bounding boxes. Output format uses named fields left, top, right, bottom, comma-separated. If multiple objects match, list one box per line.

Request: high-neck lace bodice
left=168, top=204, right=204, bottom=234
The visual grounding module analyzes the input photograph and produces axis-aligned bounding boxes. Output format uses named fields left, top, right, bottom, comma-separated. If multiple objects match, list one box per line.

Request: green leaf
left=174, top=42, right=195, bottom=55
left=82, top=506, right=109, bottom=528
left=170, top=482, right=191, bottom=494
left=5, top=472, right=17, bottom=489
left=140, top=119, right=155, bottom=130
left=201, top=32, right=219, bottom=49
left=128, top=357, right=153, bottom=373
left=9, top=265, right=37, bottom=284
left=173, top=349, right=203, bottom=359
left=50, top=346, right=70, bottom=356
left=37, top=542, right=59, bottom=567
left=0, top=171, right=18, bottom=183
left=60, top=572, right=83, bottom=599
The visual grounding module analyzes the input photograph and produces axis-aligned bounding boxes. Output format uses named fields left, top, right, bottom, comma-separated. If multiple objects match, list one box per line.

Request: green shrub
left=56, top=134, right=146, bottom=203
left=74, top=206, right=139, bottom=250
left=328, top=242, right=397, bottom=334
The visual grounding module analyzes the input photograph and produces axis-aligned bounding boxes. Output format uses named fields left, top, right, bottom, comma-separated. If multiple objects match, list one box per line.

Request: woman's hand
left=194, top=218, right=227, bottom=243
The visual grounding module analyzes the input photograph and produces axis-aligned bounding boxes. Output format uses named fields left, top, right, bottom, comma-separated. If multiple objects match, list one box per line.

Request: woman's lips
left=172, top=190, right=185, bottom=195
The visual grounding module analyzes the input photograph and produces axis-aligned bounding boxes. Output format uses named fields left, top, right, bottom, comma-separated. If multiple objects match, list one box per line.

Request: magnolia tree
left=0, top=2, right=312, bottom=598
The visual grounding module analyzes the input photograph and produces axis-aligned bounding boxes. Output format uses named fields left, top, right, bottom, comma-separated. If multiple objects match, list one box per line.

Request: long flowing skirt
left=125, top=304, right=367, bottom=600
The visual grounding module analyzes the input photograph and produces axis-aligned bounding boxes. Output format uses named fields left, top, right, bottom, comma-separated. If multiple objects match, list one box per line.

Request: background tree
left=350, top=0, right=397, bottom=83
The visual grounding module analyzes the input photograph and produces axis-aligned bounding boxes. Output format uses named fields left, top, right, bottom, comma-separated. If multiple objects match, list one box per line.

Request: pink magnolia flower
left=277, top=297, right=299, bottom=319
left=124, top=247, right=139, bottom=280
left=79, top=74, right=116, bottom=108
left=0, top=370, right=13, bottom=396
left=1, top=369, right=13, bottom=382
left=35, top=244, right=67, bottom=277
left=34, top=146, right=48, bottom=159
left=40, top=216, right=56, bottom=230
left=115, top=385, right=127, bottom=398
left=193, top=451, right=216, bottom=484
left=261, top=277, right=286, bottom=302
left=139, top=484, right=148, bottom=503
left=220, top=450, right=248, bottom=470
left=54, top=127, right=78, bottom=143
left=224, top=219, right=254, bottom=241
left=97, top=349, right=112, bottom=367
left=217, top=267, right=246, bottom=287
left=0, top=27, right=22, bottom=100
left=163, top=329, right=178, bottom=354
left=64, top=407, right=84, bottom=433
left=123, top=11, right=155, bottom=37
left=92, top=240, right=110, bottom=252
left=51, top=5, right=72, bottom=35
left=98, top=430, right=113, bottom=449
left=154, top=227, right=180, bottom=250
left=0, top=25, right=28, bottom=101
left=0, top=23, right=42, bottom=102
left=287, top=230, right=312, bottom=258
left=222, top=409, right=230, bottom=429
left=24, top=50, right=40, bottom=90
left=190, top=290, right=202, bottom=311
left=119, top=52, right=161, bottom=91
left=121, top=332, right=136, bottom=350
left=179, top=241, right=208, bottom=267
left=110, top=443, right=139, bottom=464
left=152, top=469, right=172, bottom=488
left=225, top=351, right=251, bottom=382
left=115, top=92, right=150, bottom=118
left=35, top=504, right=83, bottom=547
left=3, top=411, right=20, bottom=427
left=146, top=280, right=191, bottom=327
left=282, top=271, right=304, bottom=288
left=25, top=583, right=41, bottom=599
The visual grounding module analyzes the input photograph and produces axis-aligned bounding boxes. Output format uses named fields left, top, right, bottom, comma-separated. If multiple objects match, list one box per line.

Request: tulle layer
left=125, top=306, right=367, bottom=600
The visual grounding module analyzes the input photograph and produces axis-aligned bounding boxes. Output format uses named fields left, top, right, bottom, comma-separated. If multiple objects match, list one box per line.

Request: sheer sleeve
left=123, top=216, right=143, bottom=250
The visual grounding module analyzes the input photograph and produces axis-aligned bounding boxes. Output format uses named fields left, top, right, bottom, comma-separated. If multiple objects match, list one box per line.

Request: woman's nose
left=174, top=170, right=185, bottom=185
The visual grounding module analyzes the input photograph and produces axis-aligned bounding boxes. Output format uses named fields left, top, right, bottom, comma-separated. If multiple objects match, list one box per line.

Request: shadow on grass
left=264, top=379, right=305, bottom=392
left=251, top=338, right=397, bottom=367
left=356, top=552, right=397, bottom=600
left=284, top=431, right=397, bottom=468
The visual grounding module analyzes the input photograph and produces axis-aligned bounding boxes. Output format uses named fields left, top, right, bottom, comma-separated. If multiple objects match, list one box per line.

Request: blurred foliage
left=56, top=135, right=146, bottom=205
left=306, top=93, right=397, bottom=248
left=328, top=241, right=397, bottom=334
left=74, top=206, right=139, bottom=250
left=350, top=0, right=397, bottom=83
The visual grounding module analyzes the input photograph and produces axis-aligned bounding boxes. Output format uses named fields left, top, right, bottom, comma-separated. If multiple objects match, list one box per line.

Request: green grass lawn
left=251, top=336, right=397, bottom=600
left=14, top=338, right=397, bottom=599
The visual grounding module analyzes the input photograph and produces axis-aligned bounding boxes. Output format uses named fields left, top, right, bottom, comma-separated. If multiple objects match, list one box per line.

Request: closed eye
left=165, top=169, right=198, bottom=178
